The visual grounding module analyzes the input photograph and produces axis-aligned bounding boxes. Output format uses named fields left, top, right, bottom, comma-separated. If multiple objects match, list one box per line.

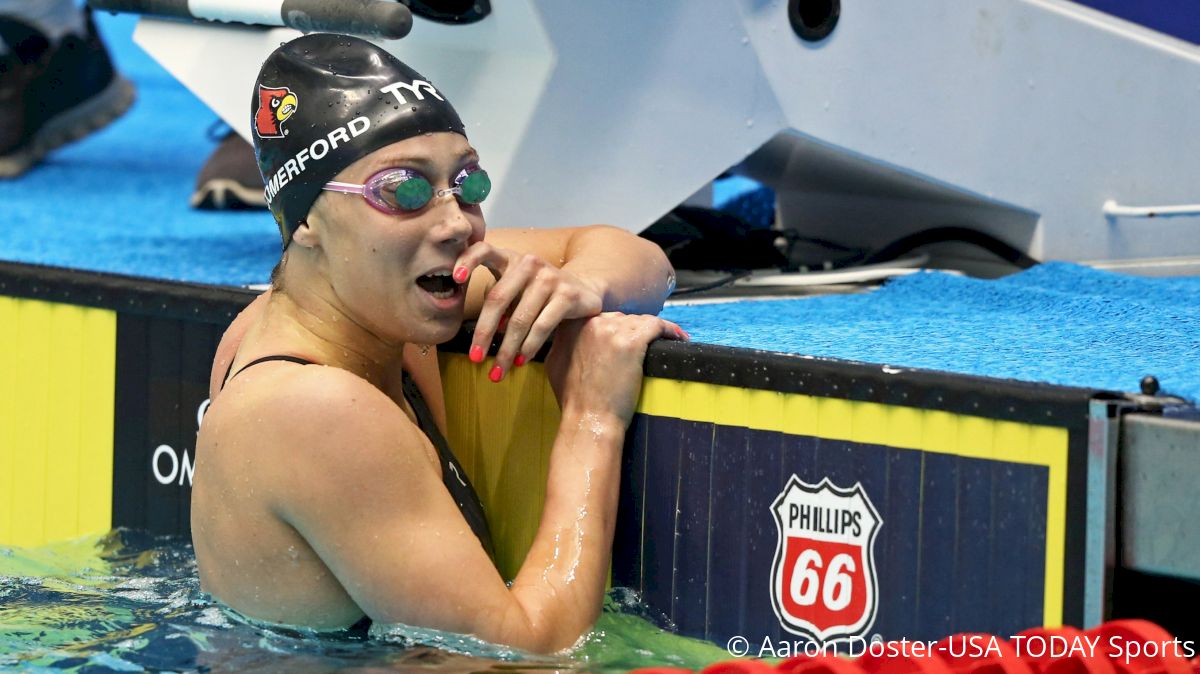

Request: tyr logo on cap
left=255, top=85, right=298, bottom=138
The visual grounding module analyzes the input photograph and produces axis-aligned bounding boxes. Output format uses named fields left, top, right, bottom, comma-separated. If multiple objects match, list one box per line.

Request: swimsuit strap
left=220, top=354, right=316, bottom=391
left=399, top=371, right=495, bottom=558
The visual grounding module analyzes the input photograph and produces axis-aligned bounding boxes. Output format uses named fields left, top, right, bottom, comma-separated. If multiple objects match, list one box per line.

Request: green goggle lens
left=393, top=176, right=434, bottom=211
left=458, top=169, right=491, bottom=205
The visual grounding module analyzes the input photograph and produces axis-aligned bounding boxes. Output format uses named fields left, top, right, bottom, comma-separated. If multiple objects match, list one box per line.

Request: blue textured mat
left=662, top=263, right=1200, bottom=401
left=1, top=14, right=1197, bottom=400
left=0, top=12, right=279, bottom=286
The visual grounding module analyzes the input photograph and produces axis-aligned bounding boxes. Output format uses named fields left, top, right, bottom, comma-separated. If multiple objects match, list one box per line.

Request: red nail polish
left=489, top=365, right=504, bottom=382
left=453, top=266, right=469, bottom=283
left=469, top=345, right=484, bottom=363
left=514, top=354, right=526, bottom=367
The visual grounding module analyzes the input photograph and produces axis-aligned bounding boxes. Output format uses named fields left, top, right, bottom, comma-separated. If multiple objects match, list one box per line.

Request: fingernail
left=469, top=345, right=484, bottom=363
left=683, top=330, right=691, bottom=341
left=489, top=365, right=504, bottom=382
left=514, top=354, right=526, bottom=367
left=453, top=266, right=469, bottom=283
left=498, top=315, right=509, bottom=332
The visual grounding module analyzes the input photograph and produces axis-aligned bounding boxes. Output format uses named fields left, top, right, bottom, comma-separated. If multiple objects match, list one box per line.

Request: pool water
left=0, top=530, right=728, bottom=673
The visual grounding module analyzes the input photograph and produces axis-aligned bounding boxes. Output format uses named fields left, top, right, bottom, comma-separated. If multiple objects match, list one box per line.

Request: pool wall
left=0, top=262, right=252, bottom=549
left=613, top=348, right=1092, bottom=644
left=0, top=260, right=1178, bottom=646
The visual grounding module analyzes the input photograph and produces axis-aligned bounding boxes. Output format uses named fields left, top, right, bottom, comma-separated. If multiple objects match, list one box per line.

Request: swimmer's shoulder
left=201, top=362, right=441, bottom=487
left=210, top=290, right=271, bottom=399
left=201, top=363, right=452, bottom=548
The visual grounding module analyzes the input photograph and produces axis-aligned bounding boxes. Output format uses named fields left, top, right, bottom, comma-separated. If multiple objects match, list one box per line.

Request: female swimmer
left=191, top=33, right=684, bottom=653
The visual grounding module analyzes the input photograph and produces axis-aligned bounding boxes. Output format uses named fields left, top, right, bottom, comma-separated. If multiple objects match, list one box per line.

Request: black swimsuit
left=222, top=355, right=495, bottom=635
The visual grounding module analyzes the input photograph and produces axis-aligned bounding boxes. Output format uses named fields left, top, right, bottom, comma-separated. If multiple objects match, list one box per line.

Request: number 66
left=790, top=549, right=855, bottom=611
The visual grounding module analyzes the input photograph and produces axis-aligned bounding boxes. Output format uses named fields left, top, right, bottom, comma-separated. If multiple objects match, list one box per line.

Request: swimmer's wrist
left=589, top=276, right=613, bottom=311
left=559, top=406, right=627, bottom=438
left=562, top=267, right=610, bottom=310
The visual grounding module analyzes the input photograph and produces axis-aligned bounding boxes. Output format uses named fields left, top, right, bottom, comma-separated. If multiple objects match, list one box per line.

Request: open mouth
left=415, top=271, right=460, bottom=300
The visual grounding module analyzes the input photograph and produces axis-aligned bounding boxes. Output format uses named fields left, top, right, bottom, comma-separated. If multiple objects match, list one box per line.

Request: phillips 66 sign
left=770, top=475, right=883, bottom=642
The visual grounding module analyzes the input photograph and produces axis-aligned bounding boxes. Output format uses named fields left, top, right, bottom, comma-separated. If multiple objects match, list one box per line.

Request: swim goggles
left=323, top=165, right=491, bottom=215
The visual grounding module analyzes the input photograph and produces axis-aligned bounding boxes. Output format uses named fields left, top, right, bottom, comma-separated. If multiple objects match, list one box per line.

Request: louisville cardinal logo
left=255, top=85, right=298, bottom=138
left=769, top=475, right=882, bottom=643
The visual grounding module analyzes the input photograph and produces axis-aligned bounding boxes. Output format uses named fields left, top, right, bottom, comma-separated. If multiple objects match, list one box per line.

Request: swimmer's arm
left=273, top=371, right=624, bottom=653
left=503, top=403, right=626, bottom=650
left=471, top=225, right=674, bottom=317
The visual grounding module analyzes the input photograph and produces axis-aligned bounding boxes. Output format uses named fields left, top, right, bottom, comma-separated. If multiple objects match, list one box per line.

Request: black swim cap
left=251, top=33, right=466, bottom=246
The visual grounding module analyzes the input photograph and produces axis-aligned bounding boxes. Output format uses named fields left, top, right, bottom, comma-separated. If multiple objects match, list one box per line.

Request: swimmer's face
left=304, top=132, right=486, bottom=345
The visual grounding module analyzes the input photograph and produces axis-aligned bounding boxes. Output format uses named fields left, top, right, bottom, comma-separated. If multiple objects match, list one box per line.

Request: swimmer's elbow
left=598, top=225, right=669, bottom=263
left=490, top=603, right=548, bottom=653
left=491, top=601, right=585, bottom=655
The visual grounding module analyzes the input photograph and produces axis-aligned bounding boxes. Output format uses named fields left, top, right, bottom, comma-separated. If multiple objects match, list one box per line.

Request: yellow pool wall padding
left=0, top=297, right=116, bottom=548
left=441, top=356, right=1069, bottom=627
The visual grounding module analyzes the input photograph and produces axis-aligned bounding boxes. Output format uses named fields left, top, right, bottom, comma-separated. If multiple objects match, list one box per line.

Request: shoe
left=0, top=9, right=135, bottom=178
left=191, top=130, right=267, bottom=210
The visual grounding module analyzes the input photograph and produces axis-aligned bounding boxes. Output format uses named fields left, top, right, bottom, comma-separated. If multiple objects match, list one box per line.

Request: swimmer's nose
left=431, top=193, right=475, bottom=244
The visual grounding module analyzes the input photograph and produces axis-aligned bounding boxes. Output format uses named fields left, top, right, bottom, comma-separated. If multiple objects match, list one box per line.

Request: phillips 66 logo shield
left=769, top=475, right=882, bottom=642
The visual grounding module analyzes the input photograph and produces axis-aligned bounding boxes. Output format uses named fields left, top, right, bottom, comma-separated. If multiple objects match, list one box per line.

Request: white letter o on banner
left=153, top=444, right=178, bottom=485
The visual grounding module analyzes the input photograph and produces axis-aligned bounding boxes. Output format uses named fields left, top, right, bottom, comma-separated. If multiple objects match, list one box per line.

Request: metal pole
left=87, top=0, right=413, bottom=39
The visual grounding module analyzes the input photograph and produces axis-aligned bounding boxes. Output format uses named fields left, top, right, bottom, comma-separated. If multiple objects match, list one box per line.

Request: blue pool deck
left=1, top=12, right=1197, bottom=402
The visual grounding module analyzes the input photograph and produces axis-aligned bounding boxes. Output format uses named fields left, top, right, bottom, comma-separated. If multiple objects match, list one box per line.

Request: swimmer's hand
left=545, top=313, right=687, bottom=426
left=455, top=241, right=607, bottom=377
